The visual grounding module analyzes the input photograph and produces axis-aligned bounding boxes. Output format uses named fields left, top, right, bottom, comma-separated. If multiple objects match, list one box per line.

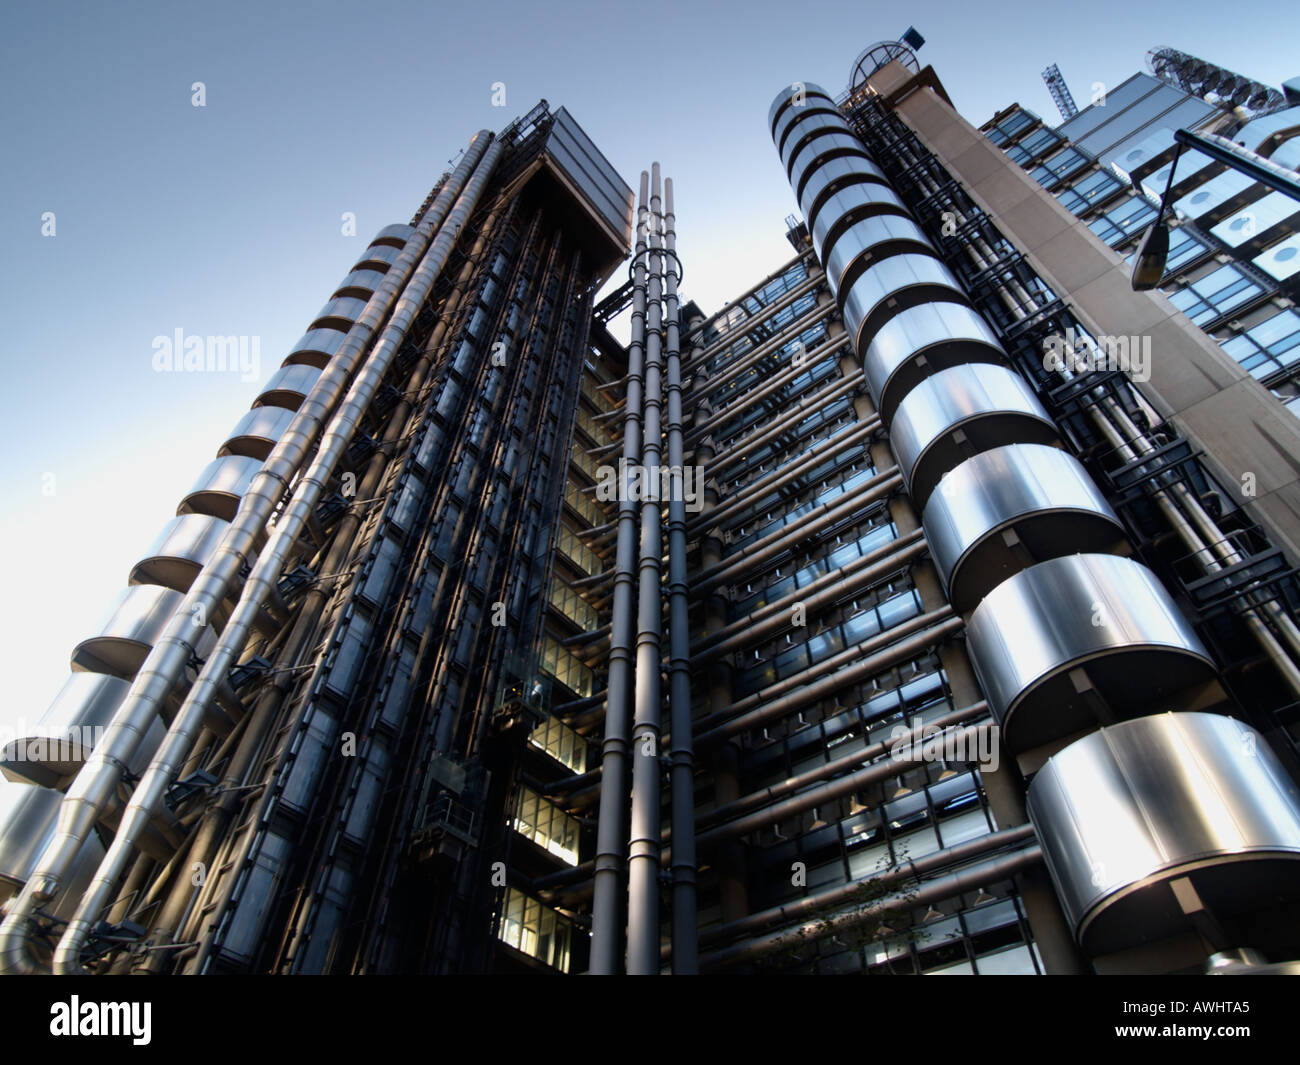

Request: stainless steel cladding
left=0, top=786, right=105, bottom=918
left=369, top=223, right=415, bottom=248
left=809, top=185, right=912, bottom=255
left=309, top=297, right=367, bottom=332
left=70, top=585, right=215, bottom=682
left=129, top=513, right=232, bottom=593
left=331, top=268, right=387, bottom=300
left=178, top=455, right=265, bottom=521
left=284, top=328, right=347, bottom=368
left=353, top=243, right=402, bottom=272
left=889, top=362, right=1058, bottom=509
left=863, top=302, right=1008, bottom=423
left=965, top=554, right=1217, bottom=754
left=822, top=213, right=935, bottom=294
left=922, top=443, right=1124, bottom=612
left=1, top=674, right=165, bottom=789
left=253, top=364, right=325, bottom=411
left=219, top=405, right=296, bottom=460
left=840, top=255, right=969, bottom=356
left=1028, top=713, right=1300, bottom=956
left=798, top=155, right=891, bottom=227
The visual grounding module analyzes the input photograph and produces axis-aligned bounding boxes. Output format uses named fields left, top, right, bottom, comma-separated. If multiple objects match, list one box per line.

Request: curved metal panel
left=775, top=104, right=842, bottom=157
left=219, top=404, right=296, bottom=460
left=332, top=268, right=386, bottom=300
left=823, top=213, right=934, bottom=293
left=809, top=185, right=911, bottom=257
left=369, top=223, right=414, bottom=249
left=353, top=243, right=400, bottom=272
left=283, top=328, right=346, bottom=369
left=966, top=554, right=1217, bottom=754
left=1028, top=712, right=1300, bottom=957
left=889, top=362, right=1057, bottom=508
left=922, top=444, right=1124, bottom=612
left=768, top=81, right=835, bottom=134
left=782, top=113, right=854, bottom=175
left=129, top=513, right=232, bottom=593
left=308, top=296, right=366, bottom=333
left=840, top=254, right=967, bottom=358
left=253, top=363, right=323, bottom=411
left=790, top=133, right=872, bottom=201
left=71, top=584, right=214, bottom=680
left=178, top=454, right=264, bottom=521
left=798, top=155, right=891, bottom=227
left=0, top=785, right=106, bottom=913
left=0, top=673, right=165, bottom=789
left=863, top=301, right=1007, bottom=422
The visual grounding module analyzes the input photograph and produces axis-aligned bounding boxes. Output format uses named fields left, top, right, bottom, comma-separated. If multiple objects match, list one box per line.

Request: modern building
left=4, top=37, right=1300, bottom=976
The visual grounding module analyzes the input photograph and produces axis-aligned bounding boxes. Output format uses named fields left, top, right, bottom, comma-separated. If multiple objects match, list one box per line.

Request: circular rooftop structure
left=850, top=41, right=920, bottom=94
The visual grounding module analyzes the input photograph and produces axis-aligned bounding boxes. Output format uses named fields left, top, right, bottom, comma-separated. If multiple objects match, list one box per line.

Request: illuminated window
left=529, top=713, right=588, bottom=773
left=497, top=887, right=573, bottom=971
left=513, top=786, right=580, bottom=865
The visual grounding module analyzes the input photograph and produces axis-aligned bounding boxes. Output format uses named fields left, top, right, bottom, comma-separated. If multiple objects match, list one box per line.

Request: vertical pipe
left=663, top=176, right=698, bottom=973
left=627, top=163, right=665, bottom=975
left=590, top=171, right=650, bottom=974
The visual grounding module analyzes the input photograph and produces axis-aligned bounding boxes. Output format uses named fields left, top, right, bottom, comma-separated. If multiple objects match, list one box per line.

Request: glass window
left=497, top=887, right=573, bottom=971
left=1169, top=263, right=1265, bottom=326
left=513, top=787, right=580, bottom=865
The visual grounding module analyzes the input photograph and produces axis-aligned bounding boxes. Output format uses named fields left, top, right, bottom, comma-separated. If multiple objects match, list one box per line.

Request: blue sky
left=1, top=0, right=1297, bottom=747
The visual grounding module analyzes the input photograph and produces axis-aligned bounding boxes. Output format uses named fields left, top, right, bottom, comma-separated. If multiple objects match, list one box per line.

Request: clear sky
left=1, top=0, right=1297, bottom=760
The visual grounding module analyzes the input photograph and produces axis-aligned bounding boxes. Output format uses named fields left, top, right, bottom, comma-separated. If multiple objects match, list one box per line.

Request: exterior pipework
left=627, top=163, right=666, bottom=976
left=0, top=129, right=493, bottom=976
left=589, top=170, right=650, bottom=975
left=51, top=137, right=504, bottom=975
left=662, top=176, right=698, bottom=973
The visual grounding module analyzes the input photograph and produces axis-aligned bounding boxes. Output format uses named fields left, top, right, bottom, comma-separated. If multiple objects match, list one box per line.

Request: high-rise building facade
left=4, top=37, right=1300, bottom=977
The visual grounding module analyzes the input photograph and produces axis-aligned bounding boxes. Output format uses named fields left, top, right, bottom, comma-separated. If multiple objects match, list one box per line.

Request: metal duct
left=922, top=443, right=1125, bottom=613
left=1028, top=712, right=1300, bottom=957
left=50, top=134, right=505, bottom=974
left=966, top=554, right=1219, bottom=754
left=590, top=171, right=650, bottom=976
left=662, top=176, right=697, bottom=973
left=889, top=362, right=1058, bottom=510
left=627, top=164, right=667, bottom=975
left=0, top=786, right=105, bottom=924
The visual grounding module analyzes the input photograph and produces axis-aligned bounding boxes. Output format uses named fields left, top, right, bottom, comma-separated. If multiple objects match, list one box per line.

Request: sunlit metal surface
left=841, top=254, right=966, bottom=357
left=923, top=444, right=1124, bottom=612
left=798, top=155, right=891, bottom=228
left=253, top=363, right=324, bottom=411
left=369, top=223, right=415, bottom=248
left=889, top=362, right=1055, bottom=508
left=823, top=213, right=934, bottom=293
left=70, top=585, right=215, bottom=681
left=331, top=268, right=386, bottom=300
left=219, top=405, right=296, bottom=460
left=810, top=185, right=911, bottom=258
left=129, top=513, right=232, bottom=593
left=309, top=297, right=367, bottom=333
left=178, top=454, right=264, bottom=521
left=283, top=328, right=346, bottom=369
left=966, top=554, right=1217, bottom=753
left=1029, top=713, right=1300, bottom=956
left=863, top=300, right=1007, bottom=422
left=782, top=113, right=854, bottom=175
left=0, top=673, right=165, bottom=789
left=768, top=81, right=835, bottom=133
left=790, top=132, right=874, bottom=202
left=0, top=785, right=106, bottom=916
